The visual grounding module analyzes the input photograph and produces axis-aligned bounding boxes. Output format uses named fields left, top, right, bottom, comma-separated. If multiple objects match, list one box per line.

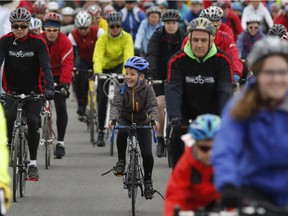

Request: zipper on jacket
left=131, top=88, right=135, bottom=123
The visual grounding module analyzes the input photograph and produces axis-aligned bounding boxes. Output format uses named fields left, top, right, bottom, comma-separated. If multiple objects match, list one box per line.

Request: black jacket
left=145, top=26, right=187, bottom=80
left=0, top=32, right=54, bottom=94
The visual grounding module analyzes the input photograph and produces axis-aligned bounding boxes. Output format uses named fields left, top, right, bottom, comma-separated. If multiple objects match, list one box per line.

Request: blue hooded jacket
left=212, top=91, right=288, bottom=207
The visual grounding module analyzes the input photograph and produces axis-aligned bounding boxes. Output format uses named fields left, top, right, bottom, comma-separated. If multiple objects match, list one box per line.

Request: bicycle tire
left=12, top=129, right=20, bottom=202
left=167, top=129, right=174, bottom=168
left=131, top=151, right=137, bottom=216
left=42, top=116, right=51, bottom=169
left=19, top=134, right=28, bottom=197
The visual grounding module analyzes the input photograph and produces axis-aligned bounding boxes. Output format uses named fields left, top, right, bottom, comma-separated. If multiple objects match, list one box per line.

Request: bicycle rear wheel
left=19, top=135, right=28, bottom=197
left=11, top=129, right=20, bottom=202
left=130, top=151, right=137, bottom=216
left=42, top=116, right=51, bottom=169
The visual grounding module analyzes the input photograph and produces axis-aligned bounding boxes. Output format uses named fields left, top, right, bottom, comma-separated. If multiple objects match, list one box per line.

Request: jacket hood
left=184, top=40, right=217, bottom=63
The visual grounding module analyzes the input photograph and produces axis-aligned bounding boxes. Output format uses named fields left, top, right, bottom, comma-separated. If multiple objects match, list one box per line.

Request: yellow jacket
left=0, top=104, right=10, bottom=186
left=98, top=17, right=108, bottom=32
left=93, top=30, right=134, bottom=74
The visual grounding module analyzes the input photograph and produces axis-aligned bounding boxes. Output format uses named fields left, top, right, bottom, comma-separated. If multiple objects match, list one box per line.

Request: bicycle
left=73, top=67, right=97, bottom=145
left=95, top=73, right=124, bottom=155
left=109, top=123, right=158, bottom=216
left=1, top=93, right=45, bottom=202
left=40, top=100, right=56, bottom=169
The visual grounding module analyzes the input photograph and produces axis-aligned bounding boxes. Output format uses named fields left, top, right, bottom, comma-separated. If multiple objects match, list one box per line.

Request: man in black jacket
left=0, top=8, right=54, bottom=181
left=165, top=17, right=233, bottom=168
left=146, top=9, right=187, bottom=158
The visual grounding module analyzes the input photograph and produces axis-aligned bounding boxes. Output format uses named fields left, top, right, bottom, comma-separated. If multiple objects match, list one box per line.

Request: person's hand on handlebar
left=60, top=83, right=70, bottom=98
left=150, top=120, right=160, bottom=131
left=220, top=183, right=241, bottom=208
left=109, top=119, right=118, bottom=129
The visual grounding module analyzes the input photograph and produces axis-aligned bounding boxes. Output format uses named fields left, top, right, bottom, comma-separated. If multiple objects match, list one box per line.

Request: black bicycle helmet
left=9, top=7, right=31, bottom=23
left=187, top=17, right=215, bottom=36
left=200, top=6, right=223, bottom=21
left=106, top=11, right=122, bottom=25
left=247, top=36, right=288, bottom=68
left=161, top=9, right=181, bottom=22
left=268, top=24, right=287, bottom=38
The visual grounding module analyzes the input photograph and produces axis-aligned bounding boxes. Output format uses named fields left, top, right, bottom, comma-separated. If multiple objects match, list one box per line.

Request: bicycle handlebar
left=96, top=73, right=124, bottom=80
left=1, top=93, right=46, bottom=103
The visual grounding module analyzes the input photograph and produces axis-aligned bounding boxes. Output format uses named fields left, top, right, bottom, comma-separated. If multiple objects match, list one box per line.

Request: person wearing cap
left=165, top=17, right=233, bottom=167
left=92, top=11, right=134, bottom=147
left=134, top=6, right=163, bottom=56
left=212, top=37, right=288, bottom=209
left=165, top=114, right=221, bottom=216
left=274, top=4, right=288, bottom=33
left=146, top=9, right=187, bottom=158
left=68, top=11, right=105, bottom=121
left=120, top=0, right=147, bottom=41
left=0, top=7, right=54, bottom=181
left=41, top=12, right=74, bottom=159
left=60, top=6, right=75, bottom=35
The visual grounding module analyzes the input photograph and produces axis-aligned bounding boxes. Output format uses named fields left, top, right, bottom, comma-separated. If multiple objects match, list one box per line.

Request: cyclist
left=165, top=17, right=233, bottom=168
left=108, top=56, right=159, bottom=200
left=0, top=104, right=12, bottom=211
left=146, top=9, right=187, bottom=158
left=0, top=7, right=54, bottom=180
left=86, top=4, right=108, bottom=32
left=165, top=114, right=221, bottom=216
left=29, top=17, right=42, bottom=35
left=68, top=11, right=104, bottom=121
left=212, top=37, right=288, bottom=208
left=32, top=0, right=47, bottom=21
left=92, top=11, right=134, bottom=147
left=41, top=12, right=74, bottom=159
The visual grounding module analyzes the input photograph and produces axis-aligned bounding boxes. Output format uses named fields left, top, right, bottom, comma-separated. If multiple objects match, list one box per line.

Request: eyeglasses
left=45, top=28, right=59, bottom=33
left=78, top=27, right=89, bottom=30
left=196, top=144, right=211, bottom=153
left=249, top=26, right=258, bottom=30
left=11, top=24, right=28, bottom=30
left=92, top=16, right=100, bottom=20
left=109, top=24, right=121, bottom=29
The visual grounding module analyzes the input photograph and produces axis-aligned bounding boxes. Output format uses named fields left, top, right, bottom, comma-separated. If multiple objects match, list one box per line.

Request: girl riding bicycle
left=109, top=56, right=159, bottom=200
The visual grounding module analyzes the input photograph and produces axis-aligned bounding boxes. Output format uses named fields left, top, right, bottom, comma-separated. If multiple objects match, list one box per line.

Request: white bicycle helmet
left=200, top=6, right=223, bottom=21
left=246, top=15, right=261, bottom=25
left=29, top=17, right=42, bottom=30
left=86, top=4, right=102, bottom=17
left=103, top=4, right=115, bottom=16
left=75, top=11, right=92, bottom=27
left=62, top=7, right=74, bottom=16
left=9, top=7, right=31, bottom=23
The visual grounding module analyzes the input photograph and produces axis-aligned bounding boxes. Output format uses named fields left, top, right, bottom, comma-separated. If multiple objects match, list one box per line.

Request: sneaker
left=156, top=137, right=165, bottom=158
left=113, top=160, right=126, bottom=177
left=144, top=180, right=155, bottom=200
left=55, top=143, right=65, bottom=159
left=27, top=165, right=39, bottom=181
left=95, top=131, right=105, bottom=147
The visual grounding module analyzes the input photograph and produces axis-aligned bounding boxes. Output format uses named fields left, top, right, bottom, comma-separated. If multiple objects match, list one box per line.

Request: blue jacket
left=212, top=93, right=288, bottom=207
left=120, top=7, right=146, bottom=41
left=134, top=19, right=163, bottom=54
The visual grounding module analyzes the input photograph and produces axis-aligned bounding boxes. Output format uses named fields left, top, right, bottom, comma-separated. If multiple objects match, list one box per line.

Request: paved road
left=8, top=99, right=171, bottom=216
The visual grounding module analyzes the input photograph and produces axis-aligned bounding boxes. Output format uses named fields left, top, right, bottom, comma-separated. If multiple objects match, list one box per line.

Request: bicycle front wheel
left=19, top=134, right=28, bottom=197
left=11, top=129, right=20, bottom=202
left=131, top=151, right=137, bottom=216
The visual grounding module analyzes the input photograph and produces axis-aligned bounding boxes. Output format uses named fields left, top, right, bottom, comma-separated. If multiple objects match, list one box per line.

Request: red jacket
left=71, top=26, right=99, bottom=65
left=224, top=9, right=243, bottom=42
left=181, top=30, right=243, bottom=77
left=274, top=13, right=288, bottom=32
left=219, top=23, right=234, bottom=41
left=41, top=32, right=74, bottom=84
left=165, top=146, right=220, bottom=216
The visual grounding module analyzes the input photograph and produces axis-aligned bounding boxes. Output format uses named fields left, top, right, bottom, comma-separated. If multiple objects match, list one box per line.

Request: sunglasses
left=45, top=28, right=59, bottom=33
left=109, top=24, right=121, bottom=29
left=11, top=24, right=28, bottom=30
left=78, top=27, right=89, bottom=30
left=249, top=26, right=258, bottom=30
left=196, top=144, right=211, bottom=153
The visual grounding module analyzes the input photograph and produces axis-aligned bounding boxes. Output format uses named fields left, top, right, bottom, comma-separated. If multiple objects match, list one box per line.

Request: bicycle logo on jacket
left=185, top=75, right=215, bottom=84
left=9, top=50, right=34, bottom=58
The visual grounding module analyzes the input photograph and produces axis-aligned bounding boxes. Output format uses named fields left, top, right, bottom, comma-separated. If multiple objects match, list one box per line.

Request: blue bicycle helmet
left=188, top=114, right=221, bottom=140
left=124, top=56, right=149, bottom=72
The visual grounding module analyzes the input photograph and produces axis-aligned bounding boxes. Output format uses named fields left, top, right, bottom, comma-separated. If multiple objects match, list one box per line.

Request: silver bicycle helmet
left=200, top=6, right=223, bottom=21
left=247, top=37, right=288, bottom=67
left=9, top=7, right=31, bottom=23
left=147, top=6, right=161, bottom=17
left=29, top=17, right=42, bottom=30
left=268, top=24, right=287, bottom=38
left=75, top=11, right=92, bottom=27
left=187, top=17, right=215, bottom=36
left=106, top=11, right=122, bottom=25
left=246, top=15, right=261, bottom=25
left=161, top=9, right=181, bottom=22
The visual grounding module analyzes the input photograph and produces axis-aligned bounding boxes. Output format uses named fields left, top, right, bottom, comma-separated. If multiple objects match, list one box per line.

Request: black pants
left=117, top=118, right=154, bottom=181
left=4, top=98, right=43, bottom=160
left=54, top=76, right=68, bottom=142
left=97, top=64, right=123, bottom=130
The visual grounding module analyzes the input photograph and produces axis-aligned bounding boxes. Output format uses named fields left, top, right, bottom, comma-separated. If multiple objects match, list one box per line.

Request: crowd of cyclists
left=1, top=0, right=288, bottom=215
